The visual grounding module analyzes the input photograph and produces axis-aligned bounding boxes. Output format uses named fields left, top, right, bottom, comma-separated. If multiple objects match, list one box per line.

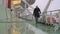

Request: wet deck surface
left=0, top=18, right=60, bottom=34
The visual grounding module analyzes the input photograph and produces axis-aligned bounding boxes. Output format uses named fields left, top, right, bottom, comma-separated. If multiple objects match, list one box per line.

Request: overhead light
left=12, top=0, right=21, bottom=5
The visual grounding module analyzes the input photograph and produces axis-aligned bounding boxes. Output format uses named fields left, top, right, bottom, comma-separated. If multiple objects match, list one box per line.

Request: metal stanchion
left=50, top=12, right=53, bottom=24
left=58, top=10, right=60, bottom=28
left=5, top=7, right=8, bottom=22
left=10, top=9, right=13, bottom=23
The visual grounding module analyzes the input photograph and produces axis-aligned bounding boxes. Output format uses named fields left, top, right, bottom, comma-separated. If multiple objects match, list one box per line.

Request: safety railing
left=45, top=9, right=60, bottom=24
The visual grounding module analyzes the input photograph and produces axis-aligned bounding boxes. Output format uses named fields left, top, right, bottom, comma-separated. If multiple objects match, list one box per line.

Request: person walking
left=33, top=6, right=41, bottom=24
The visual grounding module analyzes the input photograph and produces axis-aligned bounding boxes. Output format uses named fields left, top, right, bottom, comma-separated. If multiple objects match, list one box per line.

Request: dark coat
left=33, top=7, right=41, bottom=17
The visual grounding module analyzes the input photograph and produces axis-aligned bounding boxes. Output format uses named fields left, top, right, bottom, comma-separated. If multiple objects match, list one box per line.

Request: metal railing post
left=59, top=10, right=60, bottom=24
left=50, top=11, right=53, bottom=24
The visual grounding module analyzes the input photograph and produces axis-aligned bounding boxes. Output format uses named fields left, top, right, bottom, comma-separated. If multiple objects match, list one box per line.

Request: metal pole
left=42, top=0, right=53, bottom=22
left=4, top=0, right=8, bottom=21
left=59, top=10, right=60, bottom=24
left=50, top=12, right=53, bottom=24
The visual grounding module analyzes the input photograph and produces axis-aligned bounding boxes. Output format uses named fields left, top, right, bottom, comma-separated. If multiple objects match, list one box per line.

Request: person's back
left=33, top=6, right=41, bottom=24
left=33, top=6, right=41, bottom=17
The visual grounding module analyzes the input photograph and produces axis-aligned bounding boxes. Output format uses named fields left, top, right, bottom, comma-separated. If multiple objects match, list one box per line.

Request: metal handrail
left=47, top=9, right=60, bottom=12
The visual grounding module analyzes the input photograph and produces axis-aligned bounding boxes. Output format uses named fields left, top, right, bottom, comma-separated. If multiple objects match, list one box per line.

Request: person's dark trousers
left=35, top=17, right=39, bottom=24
